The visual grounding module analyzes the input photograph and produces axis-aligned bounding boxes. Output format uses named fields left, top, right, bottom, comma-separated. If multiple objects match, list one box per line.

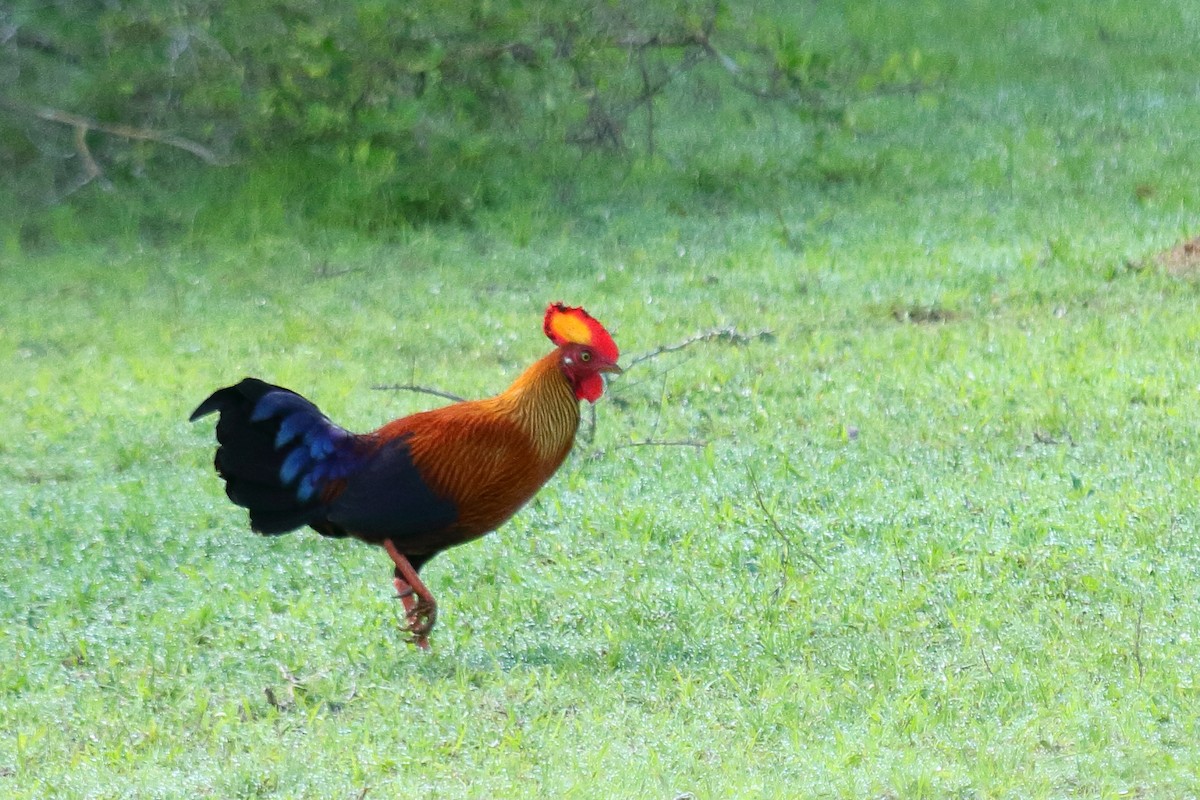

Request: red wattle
left=576, top=373, right=604, bottom=403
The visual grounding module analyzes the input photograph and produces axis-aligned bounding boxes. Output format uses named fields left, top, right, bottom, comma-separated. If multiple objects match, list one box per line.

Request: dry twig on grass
left=747, top=467, right=826, bottom=600
left=624, top=327, right=774, bottom=370
left=371, top=383, right=466, bottom=403
left=373, top=324, right=773, bottom=458
left=585, top=438, right=708, bottom=461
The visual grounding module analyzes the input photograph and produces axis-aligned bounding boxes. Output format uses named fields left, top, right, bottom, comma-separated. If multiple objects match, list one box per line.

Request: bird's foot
left=405, top=596, right=437, bottom=649
left=393, top=576, right=436, bottom=650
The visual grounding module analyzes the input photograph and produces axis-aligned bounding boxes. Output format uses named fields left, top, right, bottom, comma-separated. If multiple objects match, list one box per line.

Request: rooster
left=190, top=303, right=620, bottom=648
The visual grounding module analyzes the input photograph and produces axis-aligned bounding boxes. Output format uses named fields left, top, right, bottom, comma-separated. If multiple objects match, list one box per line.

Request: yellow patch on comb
left=548, top=310, right=593, bottom=345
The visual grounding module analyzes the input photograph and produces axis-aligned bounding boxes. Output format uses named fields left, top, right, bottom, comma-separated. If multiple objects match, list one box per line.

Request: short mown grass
left=4, top=1, right=1200, bottom=797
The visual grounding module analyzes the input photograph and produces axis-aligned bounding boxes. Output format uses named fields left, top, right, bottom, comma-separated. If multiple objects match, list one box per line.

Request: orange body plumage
left=366, top=351, right=582, bottom=551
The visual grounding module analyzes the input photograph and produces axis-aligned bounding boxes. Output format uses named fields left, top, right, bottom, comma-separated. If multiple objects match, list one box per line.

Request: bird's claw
left=406, top=597, right=437, bottom=638
left=402, top=603, right=435, bottom=650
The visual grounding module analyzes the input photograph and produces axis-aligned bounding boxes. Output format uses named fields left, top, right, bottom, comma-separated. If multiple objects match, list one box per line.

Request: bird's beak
left=599, top=360, right=623, bottom=375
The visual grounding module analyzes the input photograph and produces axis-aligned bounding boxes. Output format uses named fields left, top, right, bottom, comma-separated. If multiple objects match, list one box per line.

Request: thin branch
left=11, top=29, right=82, bottom=64
left=580, top=400, right=597, bottom=444
left=1, top=97, right=230, bottom=165
left=61, top=122, right=114, bottom=198
left=747, top=467, right=826, bottom=596
left=50, top=122, right=114, bottom=201
left=311, top=260, right=361, bottom=280
left=625, top=327, right=774, bottom=370
left=978, top=645, right=994, bottom=676
left=614, top=439, right=707, bottom=450
left=1033, top=430, right=1076, bottom=447
left=614, top=46, right=708, bottom=121
left=748, top=467, right=791, bottom=600
left=613, top=32, right=709, bottom=49
left=586, top=438, right=707, bottom=461
left=585, top=325, right=772, bottom=455
left=73, top=124, right=103, bottom=183
left=565, top=25, right=713, bottom=151
left=648, top=370, right=668, bottom=440
left=371, top=383, right=466, bottom=403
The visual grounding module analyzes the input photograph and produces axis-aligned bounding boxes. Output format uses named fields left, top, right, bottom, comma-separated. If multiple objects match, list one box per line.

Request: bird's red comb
left=543, top=303, right=619, bottom=361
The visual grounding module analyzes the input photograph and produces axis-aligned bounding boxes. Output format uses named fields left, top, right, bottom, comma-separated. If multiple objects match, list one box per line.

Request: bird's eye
left=580, top=350, right=592, bottom=362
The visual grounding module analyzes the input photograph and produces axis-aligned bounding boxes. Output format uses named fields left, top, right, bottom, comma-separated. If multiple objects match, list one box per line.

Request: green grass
left=4, top=1, right=1200, bottom=797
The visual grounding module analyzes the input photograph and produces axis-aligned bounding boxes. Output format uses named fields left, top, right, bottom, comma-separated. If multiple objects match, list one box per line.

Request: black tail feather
left=191, top=378, right=338, bottom=535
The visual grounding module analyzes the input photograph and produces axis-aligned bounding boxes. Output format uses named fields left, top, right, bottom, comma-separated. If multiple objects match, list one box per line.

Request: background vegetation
left=3, top=0, right=872, bottom=240
left=3, top=0, right=1200, bottom=797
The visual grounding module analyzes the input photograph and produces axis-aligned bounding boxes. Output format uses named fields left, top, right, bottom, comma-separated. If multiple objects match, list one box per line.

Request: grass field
left=4, top=1, right=1200, bottom=797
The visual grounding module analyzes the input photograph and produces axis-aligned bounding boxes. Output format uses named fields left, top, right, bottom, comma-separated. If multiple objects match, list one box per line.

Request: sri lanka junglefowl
left=190, top=303, right=620, bottom=648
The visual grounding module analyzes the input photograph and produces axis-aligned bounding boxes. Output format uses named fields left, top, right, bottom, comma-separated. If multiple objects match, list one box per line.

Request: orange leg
left=383, top=540, right=437, bottom=650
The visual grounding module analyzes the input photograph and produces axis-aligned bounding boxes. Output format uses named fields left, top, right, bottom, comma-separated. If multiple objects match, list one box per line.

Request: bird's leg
left=383, top=540, right=437, bottom=649
left=392, top=575, right=417, bottom=613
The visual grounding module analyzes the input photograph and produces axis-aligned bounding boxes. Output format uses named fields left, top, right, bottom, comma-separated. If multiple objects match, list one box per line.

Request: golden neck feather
left=490, top=352, right=580, bottom=461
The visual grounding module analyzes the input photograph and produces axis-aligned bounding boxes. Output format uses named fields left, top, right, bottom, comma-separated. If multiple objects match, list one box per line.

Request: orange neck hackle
left=490, top=352, right=581, bottom=463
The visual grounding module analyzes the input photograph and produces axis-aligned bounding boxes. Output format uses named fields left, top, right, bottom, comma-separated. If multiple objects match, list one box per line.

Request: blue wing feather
left=193, top=377, right=458, bottom=544
left=275, top=411, right=319, bottom=447
left=250, top=392, right=358, bottom=499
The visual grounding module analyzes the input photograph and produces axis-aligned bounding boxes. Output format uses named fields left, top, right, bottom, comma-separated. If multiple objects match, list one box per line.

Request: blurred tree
left=0, top=1, right=850, bottom=227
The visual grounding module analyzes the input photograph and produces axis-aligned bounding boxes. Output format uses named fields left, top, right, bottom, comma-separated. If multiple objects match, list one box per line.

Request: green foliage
left=1, top=1, right=861, bottom=241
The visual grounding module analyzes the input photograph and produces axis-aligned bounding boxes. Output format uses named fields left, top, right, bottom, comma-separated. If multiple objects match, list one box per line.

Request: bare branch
left=49, top=122, right=114, bottom=202
left=586, top=438, right=707, bottom=461
left=580, top=401, right=597, bottom=444
left=1, top=97, right=231, bottom=166
left=612, top=32, right=709, bottom=49
left=60, top=123, right=115, bottom=198
left=11, top=29, right=82, bottom=64
left=979, top=645, right=995, bottom=676
left=564, top=20, right=716, bottom=151
left=615, top=439, right=707, bottom=450
left=625, top=327, right=774, bottom=370
left=73, top=124, right=102, bottom=183
left=748, top=467, right=791, bottom=600
left=371, top=383, right=466, bottom=403
left=747, top=467, right=826, bottom=595
left=615, top=45, right=708, bottom=119
left=702, top=41, right=743, bottom=76
left=310, top=261, right=361, bottom=280
left=638, top=50, right=656, bottom=156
